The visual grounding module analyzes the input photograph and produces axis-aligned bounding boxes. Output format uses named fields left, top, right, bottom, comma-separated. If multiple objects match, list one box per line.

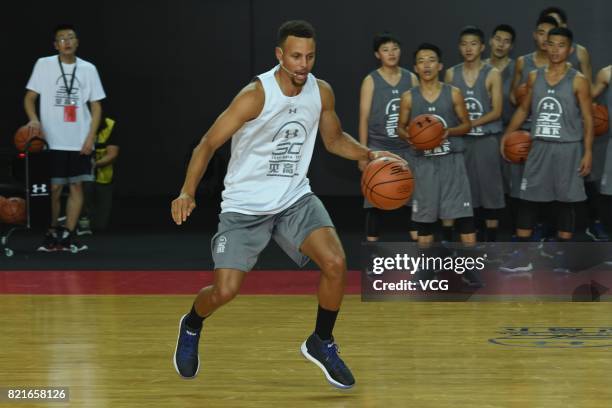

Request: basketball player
left=359, top=32, right=418, bottom=242
left=509, top=15, right=558, bottom=241
left=591, top=65, right=612, bottom=239
left=485, top=24, right=516, bottom=208
left=397, top=43, right=474, bottom=247
left=500, top=28, right=593, bottom=272
left=171, top=20, right=402, bottom=389
left=539, top=7, right=592, bottom=83
left=446, top=26, right=504, bottom=242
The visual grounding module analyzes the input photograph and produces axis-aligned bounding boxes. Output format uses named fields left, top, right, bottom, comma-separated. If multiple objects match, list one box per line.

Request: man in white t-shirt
left=24, top=24, right=106, bottom=253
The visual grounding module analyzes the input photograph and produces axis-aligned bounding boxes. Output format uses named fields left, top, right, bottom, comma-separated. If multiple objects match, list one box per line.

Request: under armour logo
left=284, top=129, right=299, bottom=138
left=463, top=202, right=471, bottom=207
left=31, top=183, right=48, bottom=195
left=543, top=102, right=555, bottom=110
left=467, top=102, right=477, bottom=110
left=428, top=107, right=436, bottom=112
left=547, top=89, right=555, bottom=94
left=466, top=90, right=474, bottom=95
left=392, top=89, right=399, bottom=94
left=289, top=108, right=297, bottom=114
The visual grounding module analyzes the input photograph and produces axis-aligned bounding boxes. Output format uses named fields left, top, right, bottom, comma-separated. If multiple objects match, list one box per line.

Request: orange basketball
left=361, top=157, right=414, bottom=210
left=593, top=104, right=609, bottom=137
left=14, top=125, right=45, bottom=153
left=514, top=83, right=528, bottom=106
left=407, top=114, right=445, bottom=150
left=0, top=197, right=26, bottom=225
left=503, top=130, right=532, bottom=164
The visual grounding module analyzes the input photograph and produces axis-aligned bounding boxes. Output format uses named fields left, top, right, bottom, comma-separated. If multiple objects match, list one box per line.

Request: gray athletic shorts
left=463, top=134, right=505, bottom=209
left=411, top=153, right=473, bottom=223
left=520, top=140, right=586, bottom=202
left=211, top=194, right=334, bottom=272
left=600, top=137, right=612, bottom=195
left=586, top=133, right=610, bottom=184
left=363, top=148, right=415, bottom=209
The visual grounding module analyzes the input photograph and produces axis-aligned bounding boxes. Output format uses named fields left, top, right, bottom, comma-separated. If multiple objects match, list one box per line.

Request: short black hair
left=539, top=6, right=568, bottom=24
left=277, top=20, right=316, bottom=47
left=548, top=27, right=573, bottom=44
left=459, top=25, right=485, bottom=43
left=414, top=43, right=442, bottom=62
left=373, top=32, right=401, bottom=52
left=54, top=24, right=77, bottom=40
left=536, top=15, right=559, bottom=28
left=491, top=24, right=516, bottom=43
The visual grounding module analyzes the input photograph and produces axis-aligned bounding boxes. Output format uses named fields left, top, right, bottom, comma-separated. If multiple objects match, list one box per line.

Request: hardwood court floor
left=1, top=295, right=611, bottom=408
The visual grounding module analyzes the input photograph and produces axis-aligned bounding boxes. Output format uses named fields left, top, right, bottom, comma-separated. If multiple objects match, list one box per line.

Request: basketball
left=0, top=197, right=26, bottom=225
left=593, top=104, right=609, bottom=137
left=361, top=157, right=414, bottom=210
left=514, top=83, right=528, bottom=106
left=407, top=114, right=445, bottom=150
left=14, top=125, right=45, bottom=153
left=503, top=130, right=532, bottom=164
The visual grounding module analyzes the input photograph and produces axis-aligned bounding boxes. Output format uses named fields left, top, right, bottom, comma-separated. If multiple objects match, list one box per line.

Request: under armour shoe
left=57, top=228, right=88, bottom=253
left=173, top=314, right=201, bottom=379
left=301, top=333, right=355, bottom=389
left=36, top=230, right=58, bottom=252
left=586, top=222, right=610, bottom=242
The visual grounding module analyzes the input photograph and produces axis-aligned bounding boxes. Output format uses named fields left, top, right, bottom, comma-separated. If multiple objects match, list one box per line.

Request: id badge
left=64, top=105, right=77, bottom=122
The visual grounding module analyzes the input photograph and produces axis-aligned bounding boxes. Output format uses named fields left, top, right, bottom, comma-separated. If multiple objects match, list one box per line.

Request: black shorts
left=49, top=150, right=94, bottom=185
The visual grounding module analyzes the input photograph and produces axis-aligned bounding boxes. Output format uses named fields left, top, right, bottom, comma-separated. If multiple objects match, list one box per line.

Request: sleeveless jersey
left=221, top=65, right=321, bottom=215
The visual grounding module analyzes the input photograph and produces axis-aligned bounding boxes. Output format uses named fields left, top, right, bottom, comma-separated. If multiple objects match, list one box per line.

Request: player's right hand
left=27, top=120, right=41, bottom=131
left=171, top=192, right=196, bottom=225
left=358, top=159, right=368, bottom=172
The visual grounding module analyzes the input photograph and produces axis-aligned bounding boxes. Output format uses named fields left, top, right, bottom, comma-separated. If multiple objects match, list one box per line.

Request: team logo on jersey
left=423, top=114, right=451, bottom=157
left=534, top=96, right=563, bottom=138
left=465, top=97, right=485, bottom=135
left=384, top=98, right=401, bottom=138
left=54, top=75, right=81, bottom=107
left=489, top=327, right=612, bottom=348
left=268, top=121, right=307, bottom=177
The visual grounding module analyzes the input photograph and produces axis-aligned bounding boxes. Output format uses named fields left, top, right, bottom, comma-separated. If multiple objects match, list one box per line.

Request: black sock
left=315, top=305, right=338, bottom=341
left=185, top=304, right=205, bottom=330
left=442, top=226, right=453, bottom=242
left=486, top=227, right=497, bottom=242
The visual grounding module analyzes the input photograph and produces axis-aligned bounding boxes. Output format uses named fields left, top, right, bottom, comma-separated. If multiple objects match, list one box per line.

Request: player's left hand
left=81, top=136, right=95, bottom=155
left=578, top=152, right=592, bottom=177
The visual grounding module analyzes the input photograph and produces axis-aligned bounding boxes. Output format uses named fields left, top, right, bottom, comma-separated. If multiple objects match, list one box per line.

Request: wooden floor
left=1, top=295, right=611, bottom=407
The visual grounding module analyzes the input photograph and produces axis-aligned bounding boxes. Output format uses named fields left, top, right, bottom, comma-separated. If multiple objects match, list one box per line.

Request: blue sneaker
left=301, top=333, right=355, bottom=389
left=173, top=314, right=201, bottom=379
left=586, top=222, right=610, bottom=242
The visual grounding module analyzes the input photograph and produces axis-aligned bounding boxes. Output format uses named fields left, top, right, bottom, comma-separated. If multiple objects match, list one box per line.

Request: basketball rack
left=1, top=137, right=48, bottom=257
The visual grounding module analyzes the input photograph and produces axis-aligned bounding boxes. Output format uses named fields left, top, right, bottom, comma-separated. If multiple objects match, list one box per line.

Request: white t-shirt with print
left=26, top=55, right=106, bottom=151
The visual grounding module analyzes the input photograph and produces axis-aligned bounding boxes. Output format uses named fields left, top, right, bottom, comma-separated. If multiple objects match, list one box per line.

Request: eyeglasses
left=56, top=36, right=77, bottom=44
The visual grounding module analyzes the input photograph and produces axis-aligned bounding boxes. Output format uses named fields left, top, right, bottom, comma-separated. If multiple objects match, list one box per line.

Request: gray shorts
left=411, top=153, right=473, bottom=223
left=601, top=138, right=612, bottom=195
left=520, top=140, right=586, bottom=202
left=211, top=194, right=334, bottom=272
left=363, top=148, right=416, bottom=209
left=463, top=134, right=505, bottom=209
left=587, top=133, right=610, bottom=183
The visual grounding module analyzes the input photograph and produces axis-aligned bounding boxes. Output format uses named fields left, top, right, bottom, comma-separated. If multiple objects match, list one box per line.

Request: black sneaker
left=173, top=314, right=201, bottom=379
left=499, top=250, right=533, bottom=273
left=586, top=222, right=610, bottom=242
left=301, top=333, right=355, bottom=389
left=58, top=229, right=88, bottom=253
left=36, top=231, right=58, bottom=252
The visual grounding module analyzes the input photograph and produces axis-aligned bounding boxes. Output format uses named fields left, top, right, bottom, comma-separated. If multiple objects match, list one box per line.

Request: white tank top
left=220, top=65, right=321, bottom=215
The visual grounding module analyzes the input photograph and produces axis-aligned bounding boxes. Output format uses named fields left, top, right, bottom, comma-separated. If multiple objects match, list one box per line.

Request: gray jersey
left=519, top=53, right=541, bottom=131
left=568, top=44, right=582, bottom=73
left=410, top=84, right=462, bottom=156
left=367, top=68, right=415, bottom=150
left=531, top=67, right=582, bottom=142
left=450, top=63, right=502, bottom=135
